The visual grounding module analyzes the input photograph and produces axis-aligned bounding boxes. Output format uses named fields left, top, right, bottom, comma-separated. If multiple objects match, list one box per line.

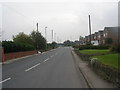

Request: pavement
left=71, top=49, right=117, bottom=88
left=2, top=47, right=89, bottom=88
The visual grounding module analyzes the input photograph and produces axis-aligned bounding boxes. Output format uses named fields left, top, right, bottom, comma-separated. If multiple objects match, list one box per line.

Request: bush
left=78, top=45, right=109, bottom=50
left=2, top=41, right=35, bottom=53
left=110, top=43, right=120, bottom=53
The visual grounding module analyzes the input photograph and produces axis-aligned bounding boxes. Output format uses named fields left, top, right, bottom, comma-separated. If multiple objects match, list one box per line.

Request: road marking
left=0, top=78, right=11, bottom=84
left=25, top=63, right=40, bottom=72
left=43, top=58, right=49, bottom=62
left=50, top=55, right=54, bottom=58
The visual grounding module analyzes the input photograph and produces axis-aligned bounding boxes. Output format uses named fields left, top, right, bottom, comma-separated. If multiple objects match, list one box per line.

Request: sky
left=0, top=0, right=119, bottom=43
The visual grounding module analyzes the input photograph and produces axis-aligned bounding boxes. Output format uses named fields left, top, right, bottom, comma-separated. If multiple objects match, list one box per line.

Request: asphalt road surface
left=2, top=47, right=88, bottom=88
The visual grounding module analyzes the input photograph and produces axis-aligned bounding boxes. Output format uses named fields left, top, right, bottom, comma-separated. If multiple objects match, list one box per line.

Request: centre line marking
left=0, top=78, right=11, bottom=84
left=25, top=63, right=40, bottom=72
left=50, top=55, right=54, bottom=58
left=43, top=58, right=49, bottom=62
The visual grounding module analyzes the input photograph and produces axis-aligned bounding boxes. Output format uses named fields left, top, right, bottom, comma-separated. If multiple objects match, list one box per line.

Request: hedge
left=2, top=41, right=35, bottom=53
left=74, top=45, right=110, bottom=50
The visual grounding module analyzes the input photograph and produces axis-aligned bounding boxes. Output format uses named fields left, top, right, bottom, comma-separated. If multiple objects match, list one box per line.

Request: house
left=97, top=30, right=104, bottom=45
left=103, top=27, right=118, bottom=44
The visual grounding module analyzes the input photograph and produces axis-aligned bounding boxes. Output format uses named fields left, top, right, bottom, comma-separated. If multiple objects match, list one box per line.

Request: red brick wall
left=4, top=50, right=37, bottom=61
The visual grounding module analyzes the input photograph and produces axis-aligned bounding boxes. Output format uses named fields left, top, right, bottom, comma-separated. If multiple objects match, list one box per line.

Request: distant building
left=84, top=27, right=118, bottom=45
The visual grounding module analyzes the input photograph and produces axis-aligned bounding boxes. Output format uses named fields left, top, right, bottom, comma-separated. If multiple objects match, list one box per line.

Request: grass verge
left=91, top=53, right=119, bottom=69
left=79, top=49, right=109, bottom=55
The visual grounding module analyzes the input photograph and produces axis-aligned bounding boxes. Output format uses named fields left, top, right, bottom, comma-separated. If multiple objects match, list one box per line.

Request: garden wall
left=4, top=50, right=37, bottom=61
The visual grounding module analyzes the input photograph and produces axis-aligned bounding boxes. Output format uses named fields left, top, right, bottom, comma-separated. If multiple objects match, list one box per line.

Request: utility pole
left=45, top=26, right=47, bottom=50
left=51, top=30, right=53, bottom=42
left=36, top=23, right=38, bottom=51
left=45, top=27, right=47, bottom=41
left=89, top=15, right=92, bottom=44
left=54, top=33, right=56, bottom=42
left=37, top=23, right=38, bottom=32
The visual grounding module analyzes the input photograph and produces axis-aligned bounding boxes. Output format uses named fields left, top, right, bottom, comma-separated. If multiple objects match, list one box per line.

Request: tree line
left=2, top=30, right=57, bottom=53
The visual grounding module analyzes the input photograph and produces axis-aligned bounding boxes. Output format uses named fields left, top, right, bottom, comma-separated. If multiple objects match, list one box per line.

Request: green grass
left=79, top=49, right=109, bottom=55
left=91, top=53, right=119, bottom=69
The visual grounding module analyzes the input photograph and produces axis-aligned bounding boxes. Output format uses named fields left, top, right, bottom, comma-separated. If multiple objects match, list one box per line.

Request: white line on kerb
left=0, top=78, right=11, bottom=84
left=43, top=58, right=49, bottom=62
left=25, top=63, right=40, bottom=72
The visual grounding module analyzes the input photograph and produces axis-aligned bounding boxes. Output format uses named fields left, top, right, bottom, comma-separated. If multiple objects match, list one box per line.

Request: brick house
left=103, top=27, right=118, bottom=44
left=85, top=36, right=89, bottom=44
left=97, top=30, right=104, bottom=45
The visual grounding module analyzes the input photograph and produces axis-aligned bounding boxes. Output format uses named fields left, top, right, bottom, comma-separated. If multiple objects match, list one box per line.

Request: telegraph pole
left=45, top=26, right=47, bottom=50
left=88, top=15, right=92, bottom=44
left=37, top=23, right=38, bottom=32
left=45, top=27, right=47, bottom=40
left=54, top=33, right=56, bottom=42
left=51, top=30, right=53, bottom=42
left=36, top=23, right=38, bottom=51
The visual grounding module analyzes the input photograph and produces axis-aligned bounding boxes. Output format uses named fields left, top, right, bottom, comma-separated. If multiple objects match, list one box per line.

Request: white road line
left=50, top=55, right=54, bottom=58
left=25, top=63, right=40, bottom=72
left=43, top=58, right=49, bottom=62
left=0, top=78, right=11, bottom=84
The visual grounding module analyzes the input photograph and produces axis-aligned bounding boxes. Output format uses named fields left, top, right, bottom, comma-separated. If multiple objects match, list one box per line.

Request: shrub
left=2, top=41, right=35, bottom=53
left=78, top=45, right=109, bottom=50
left=110, top=43, right=120, bottom=53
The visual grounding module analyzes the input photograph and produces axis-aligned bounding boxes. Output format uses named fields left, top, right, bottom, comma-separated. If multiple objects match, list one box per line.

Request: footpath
left=71, top=49, right=117, bottom=88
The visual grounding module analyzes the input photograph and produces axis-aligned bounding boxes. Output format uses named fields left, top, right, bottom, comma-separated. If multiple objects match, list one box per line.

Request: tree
left=30, top=30, right=47, bottom=50
left=51, top=42, right=57, bottom=49
left=63, top=40, right=73, bottom=46
left=105, top=38, right=113, bottom=44
left=13, top=32, right=33, bottom=45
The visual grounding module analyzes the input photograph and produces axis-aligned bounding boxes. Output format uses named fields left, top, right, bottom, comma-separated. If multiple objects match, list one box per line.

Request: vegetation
left=51, top=42, right=57, bottom=49
left=110, top=43, right=120, bottom=53
left=2, top=41, right=35, bottom=53
left=91, top=53, right=119, bottom=69
left=79, top=49, right=109, bottom=55
left=73, top=45, right=109, bottom=50
left=13, top=32, right=32, bottom=45
left=30, top=30, right=47, bottom=50
left=2, top=30, right=48, bottom=53
left=105, top=38, right=113, bottom=44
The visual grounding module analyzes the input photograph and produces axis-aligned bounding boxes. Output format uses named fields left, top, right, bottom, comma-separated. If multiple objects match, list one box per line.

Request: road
left=2, top=47, right=88, bottom=88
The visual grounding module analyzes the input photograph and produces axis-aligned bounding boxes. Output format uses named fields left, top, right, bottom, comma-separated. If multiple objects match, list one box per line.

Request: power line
left=2, top=3, right=36, bottom=23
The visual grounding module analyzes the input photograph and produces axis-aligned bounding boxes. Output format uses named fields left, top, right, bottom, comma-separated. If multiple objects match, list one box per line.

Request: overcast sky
left=0, top=0, right=119, bottom=43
